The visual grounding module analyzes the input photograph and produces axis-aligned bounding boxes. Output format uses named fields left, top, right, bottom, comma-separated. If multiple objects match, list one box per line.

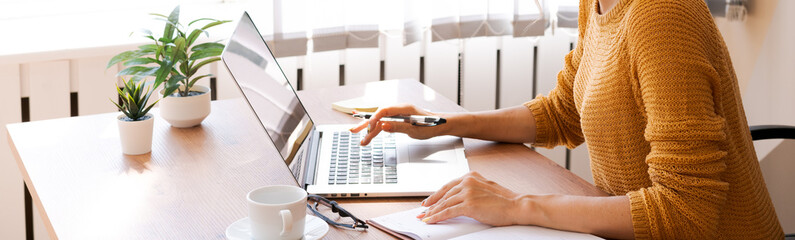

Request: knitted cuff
left=524, top=97, right=551, bottom=148
left=627, top=190, right=652, bottom=240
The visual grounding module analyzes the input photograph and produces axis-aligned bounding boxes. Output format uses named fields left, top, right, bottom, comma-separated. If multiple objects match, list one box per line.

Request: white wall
left=0, top=65, right=25, bottom=240
left=715, top=0, right=795, bottom=233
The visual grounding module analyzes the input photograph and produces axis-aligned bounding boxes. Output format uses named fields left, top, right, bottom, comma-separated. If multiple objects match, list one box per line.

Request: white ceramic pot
left=117, top=113, right=154, bottom=155
left=159, top=85, right=211, bottom=128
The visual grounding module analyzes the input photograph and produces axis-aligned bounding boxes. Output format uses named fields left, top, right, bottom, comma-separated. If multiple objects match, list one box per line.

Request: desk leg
left=24, top=183, right=33, bottom=240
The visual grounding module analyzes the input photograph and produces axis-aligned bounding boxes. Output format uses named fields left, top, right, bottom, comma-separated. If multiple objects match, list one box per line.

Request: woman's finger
left=423, top=203, right=468, bottom=224
left=367, top=107, right=391, bottom=131
left=368, top=104, right=418, bottom=130
left=349, top=120, right=369, bottom=133
left=427, top=183, right=465, bottom=213
left=382, top=122, right=413, bottom=135
left=360, top=121, right=383, bottom=145
left=422, top=174, right=468, bottom=207
left=425, top=188, right=466, bottom=218
left=425, top=172, right=486, bottom=208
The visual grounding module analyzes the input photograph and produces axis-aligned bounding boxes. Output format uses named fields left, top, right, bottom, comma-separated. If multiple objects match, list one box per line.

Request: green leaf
left=161, top=74, right=185, bottom=96
left=164, top=85, right=180, bottom=97
left=154, top=18, right=181, bottom=31
left=149, top=13, right=168, bottom=19
left=141, top=99, right=160, bottom=116
left=126, top=94, right=139, bottom=115
left=188, top=74, right=212, bottom=87
left=176, top=28, right=186, bottom=38
left=121, top=108, right=133, bottom=119
left=136, top=89, right=151, bottom=114
left=110, top=98, right=124, bottom=111
left=153, top=59, right=174, bottom=90
left=159, top=37, right=174, bottom=44
left=155, top=44, right=164, bottom=59
left=179, top=61, right=190, bottom=77
left=118, top=66, right=159, bottom=76
left=191, top=42, right=224, bottom=52
left=115, top=85, right=126, bottom=97
left=138, top=44, right=157, bottom=53
left=131, top=80, right=143, bottom=100
left=163, top=6, right=180, bottom=39
left=173, top=37, right=186, bottom=56
left=107, top=50, right=147, bottom=69
left=189, top=48, right=223, bottom=61
left=140, top=88, right=153, bottom=110
left=201, top=20, right=231, bottom=30
left=188, top=17, right=219, bottom=26
left=125, top=77, right=135, bottom=89
left=138, top=28, right=153, bottom=37
left=171, top=37, right=187, bottom=66
left=189, top=57, right=220, bottom=76
left=167, top=74, right=186, bottom=86
left=130, top=75, right=146, bottom=82
left=123, top=57, right=159, bottom=66
left=186, top=28, right=207, bottom=46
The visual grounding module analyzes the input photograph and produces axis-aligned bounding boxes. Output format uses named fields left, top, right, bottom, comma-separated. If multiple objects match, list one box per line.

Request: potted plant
left=112, top=78, right=159, bottom=155
left=107, top=6, right=230, bottom=128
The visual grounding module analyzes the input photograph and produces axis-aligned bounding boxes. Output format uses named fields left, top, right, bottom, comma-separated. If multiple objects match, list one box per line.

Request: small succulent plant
left=111, top=78, right=159, bottom=121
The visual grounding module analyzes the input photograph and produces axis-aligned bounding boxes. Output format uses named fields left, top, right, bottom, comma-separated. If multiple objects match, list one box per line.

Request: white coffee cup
left=248, top=185, right=307, bottom=240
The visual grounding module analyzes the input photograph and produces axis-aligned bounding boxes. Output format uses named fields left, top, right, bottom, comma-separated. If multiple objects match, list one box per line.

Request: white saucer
left=226, top=215, right=329, bottom=240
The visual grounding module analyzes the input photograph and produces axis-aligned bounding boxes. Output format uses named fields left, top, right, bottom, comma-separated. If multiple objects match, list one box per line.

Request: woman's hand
left=416, top=171, right=525, bottom=226
left=349, top=104, right=450, bottom=145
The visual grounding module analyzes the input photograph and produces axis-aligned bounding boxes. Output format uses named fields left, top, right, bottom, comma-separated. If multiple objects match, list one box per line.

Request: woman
left=350, top=0, right=784, bottom=239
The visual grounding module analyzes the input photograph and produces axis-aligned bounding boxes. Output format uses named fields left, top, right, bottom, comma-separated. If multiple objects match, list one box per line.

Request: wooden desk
left=8, top=79, right=606, bottom=239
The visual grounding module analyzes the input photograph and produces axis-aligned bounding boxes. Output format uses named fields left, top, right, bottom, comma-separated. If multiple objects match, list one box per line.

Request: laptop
left=221, top=12, right=469, bottom=198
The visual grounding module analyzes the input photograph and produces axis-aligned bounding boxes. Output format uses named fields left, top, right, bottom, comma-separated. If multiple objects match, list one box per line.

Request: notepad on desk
left=367, top=207, right=603, bottom=240
left=331, top=97, right=380, bottom=114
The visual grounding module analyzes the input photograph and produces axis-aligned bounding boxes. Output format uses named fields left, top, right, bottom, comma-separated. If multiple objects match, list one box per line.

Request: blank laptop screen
left=221, top=12, right=314, bottom=181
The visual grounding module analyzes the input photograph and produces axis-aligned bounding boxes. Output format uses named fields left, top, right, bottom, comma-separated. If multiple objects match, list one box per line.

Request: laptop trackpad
left=407, top=144, right=457, bottom=164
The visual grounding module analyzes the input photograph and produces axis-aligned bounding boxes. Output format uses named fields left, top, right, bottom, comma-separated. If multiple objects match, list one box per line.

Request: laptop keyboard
left=328, top=131, right=397, bottom=185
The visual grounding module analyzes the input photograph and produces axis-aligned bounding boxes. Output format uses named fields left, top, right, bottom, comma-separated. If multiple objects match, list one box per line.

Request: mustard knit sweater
left=525, top=0, right=783, bottom=239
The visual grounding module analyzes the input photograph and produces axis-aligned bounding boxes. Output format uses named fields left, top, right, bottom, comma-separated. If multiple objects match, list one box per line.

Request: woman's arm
left=514, top=194, right=634, bottom=239
left=444, top=105, right=537, bottom=143
left=350, top=104, right=537, bottom=145
left=418, top=172, right=635, bottom=240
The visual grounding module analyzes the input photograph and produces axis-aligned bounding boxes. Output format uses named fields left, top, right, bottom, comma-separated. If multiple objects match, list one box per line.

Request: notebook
left=331, top=96, right=380, bottom=114
left=367, top=207, right=604, bottom=240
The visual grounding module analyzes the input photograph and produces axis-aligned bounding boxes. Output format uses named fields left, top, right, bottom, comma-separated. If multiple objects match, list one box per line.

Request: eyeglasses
left=306, top=194, right=369, bottom=231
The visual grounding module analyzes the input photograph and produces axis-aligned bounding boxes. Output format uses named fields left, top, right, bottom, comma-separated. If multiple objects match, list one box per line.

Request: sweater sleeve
left=524, top=41, right=584, bottom=148
left=522, top=0, right=593, bottom=149
left=523, top=43, right=585, bottom=149
left=625, top=1, right=730, bottom=239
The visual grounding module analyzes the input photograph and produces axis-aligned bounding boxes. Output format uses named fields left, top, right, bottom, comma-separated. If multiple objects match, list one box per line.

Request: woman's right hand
left=349, top=104, right=450, bottom=145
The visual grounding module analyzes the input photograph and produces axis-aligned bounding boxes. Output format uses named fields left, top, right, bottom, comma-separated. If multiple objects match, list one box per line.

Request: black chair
left=750, top=125, right=795, bottom=141
left=749, top=125, right=795, bottom=239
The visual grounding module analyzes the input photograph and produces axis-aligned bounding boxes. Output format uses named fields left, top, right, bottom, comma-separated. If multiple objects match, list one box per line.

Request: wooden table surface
left=8, top=79, right=607, bottom=240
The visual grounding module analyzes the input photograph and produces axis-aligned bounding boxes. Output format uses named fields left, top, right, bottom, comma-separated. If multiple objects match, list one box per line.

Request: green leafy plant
left=106, top=6, right=230, bottom=97
left=111, top=78, right=159, bottom=121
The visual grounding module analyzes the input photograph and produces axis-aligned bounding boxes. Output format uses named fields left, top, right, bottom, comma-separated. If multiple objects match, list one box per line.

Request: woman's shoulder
left=623, top=0, right=720, bottom=47
left=625, top=0, right=715, bottom=29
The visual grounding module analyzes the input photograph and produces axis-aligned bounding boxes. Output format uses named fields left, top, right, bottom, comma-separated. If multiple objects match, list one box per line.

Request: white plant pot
left=117, top=113, right=154, bottom=155
left=159, top=85, right=211, bottom=128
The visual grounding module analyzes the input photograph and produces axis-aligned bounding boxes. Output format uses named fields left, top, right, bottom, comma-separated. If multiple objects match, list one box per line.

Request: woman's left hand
left=417, top=171, right=525, bottom=226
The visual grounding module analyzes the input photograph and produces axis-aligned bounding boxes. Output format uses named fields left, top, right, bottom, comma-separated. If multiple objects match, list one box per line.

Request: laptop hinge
left=302, top=128, right=322, bottom=189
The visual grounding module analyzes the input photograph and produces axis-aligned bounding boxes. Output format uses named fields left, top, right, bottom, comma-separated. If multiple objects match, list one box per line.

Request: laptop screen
left=221, top=12, right=314, bottom=183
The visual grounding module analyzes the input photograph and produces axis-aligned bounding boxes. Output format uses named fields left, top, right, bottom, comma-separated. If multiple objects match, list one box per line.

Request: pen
left=352, top=112, right=446, bottom=127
